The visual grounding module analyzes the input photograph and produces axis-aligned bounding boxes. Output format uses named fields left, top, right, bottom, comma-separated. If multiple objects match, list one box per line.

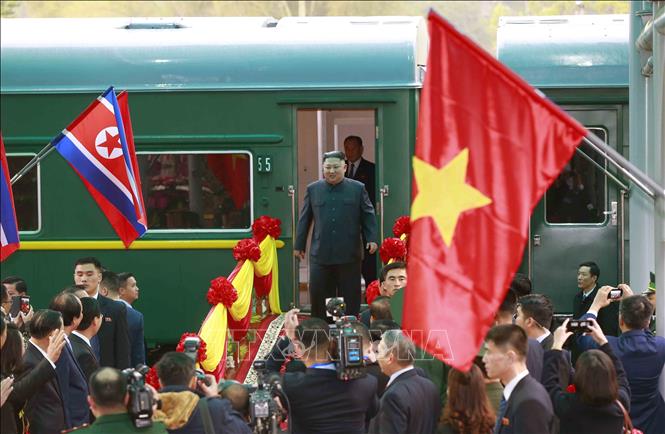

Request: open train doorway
left=295, top=109, right=377, bottom=310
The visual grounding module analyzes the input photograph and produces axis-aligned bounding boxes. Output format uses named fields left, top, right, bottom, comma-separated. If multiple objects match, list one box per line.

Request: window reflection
left=6, top=156, right=39, bottom=232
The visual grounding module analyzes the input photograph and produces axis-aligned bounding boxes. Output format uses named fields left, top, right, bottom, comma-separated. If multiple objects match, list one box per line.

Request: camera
left=249, top=360, right=287, bottom=434
left=122, top=365, right=154, bottom=428
left=325, top=297, right=347, bottom=319
left=566, top=319, right=592, bottom=333
left=181, top=336, right=212, bottom=387
left=608, top=287, right=623, bottom=300
left=326, top=298, right=366, bottom=381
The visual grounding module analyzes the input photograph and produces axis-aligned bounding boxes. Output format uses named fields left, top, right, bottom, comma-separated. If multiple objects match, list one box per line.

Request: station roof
left=0, top=16, right=427, bottom=93
left=497, top=15, right=629, bottom=88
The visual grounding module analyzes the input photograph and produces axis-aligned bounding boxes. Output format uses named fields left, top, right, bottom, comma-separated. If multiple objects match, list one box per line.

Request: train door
left=295, top=109, right=377, bottom=310
left=529, top=109, right=625, bottom=313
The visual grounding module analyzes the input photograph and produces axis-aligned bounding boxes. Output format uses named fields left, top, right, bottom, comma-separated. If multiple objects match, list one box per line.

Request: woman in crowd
left=0, top=321, right=66, bottom=434
left=543, top=318, right=631, bottom=434
left=439, top=364, right=495, bottom=434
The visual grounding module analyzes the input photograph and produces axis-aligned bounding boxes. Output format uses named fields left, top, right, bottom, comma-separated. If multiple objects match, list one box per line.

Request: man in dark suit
left=514, top=294, right=554, bottom=350
left=572, top=261, right=619, bottom=336
left=71, top=297, right=102, bottom=380
left=482, top=324, right=554, bottom=434
left=344, top=135, right=377, bottom=283
left=49, top=292, right=90, bottom=428
left=294, top=151, right=378, bottom=319
left=23, top=309, right=68, bottom=434
left=369, top=330, right=440, bottom=434
left=74, top=257, right=131, bottom=369
left=578, top=285, right=665, bottom=434
left=283, top=318, right=378, bottom=434
left=118, top=272, right=146, bottom=366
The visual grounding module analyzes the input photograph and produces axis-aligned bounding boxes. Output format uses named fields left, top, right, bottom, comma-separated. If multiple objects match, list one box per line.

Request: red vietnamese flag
left=403, top=11, right=587, bottom=371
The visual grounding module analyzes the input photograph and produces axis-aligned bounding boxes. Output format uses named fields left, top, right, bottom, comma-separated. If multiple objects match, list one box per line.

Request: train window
left=137, top=152, right=252, bottom=231
left=6, top=155, right=40, bottom=233
left=545, top=128, right=607, bottom=224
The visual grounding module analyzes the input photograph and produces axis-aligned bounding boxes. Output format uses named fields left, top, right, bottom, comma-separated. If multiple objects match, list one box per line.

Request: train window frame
left=543, top=126, right=609, bottom=227
left=7, top=153, right=42, bottom=235
left=136, top=150, right=254, bottom=233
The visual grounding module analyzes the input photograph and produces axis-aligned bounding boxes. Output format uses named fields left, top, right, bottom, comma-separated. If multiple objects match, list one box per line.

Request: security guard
left=295, top=151, right=378, bottom=319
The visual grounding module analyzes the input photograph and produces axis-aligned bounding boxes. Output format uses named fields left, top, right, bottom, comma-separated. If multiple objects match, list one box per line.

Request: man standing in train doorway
left=344, top=135, right=377, bottom=284
left=295, top=150, right=378, bottom=320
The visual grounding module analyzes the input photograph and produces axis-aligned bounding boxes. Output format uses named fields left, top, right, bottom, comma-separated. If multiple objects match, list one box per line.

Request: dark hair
left=155, top=351, right=195, bottom=387
left=351, top=320, right=372, bottom=347
left=620, top=295, right=653, bottom=330
left=579, top=261, right=600, bottom=281
left=1, top=323, right=24, bottom=376
left=49, top=292, right=82, bottom=327
left=370, top=296, right=393, bottom=321
left=517, top=294, right=553, bottom=329
left=295, top=317, right=330, bottom=354
left=63, top=284, right=89, bottom=296
left=0, top=285, right=7, bottom=303
left=498, top=289, right=518, bottom=314
left=1, top=276, right=28, bottom=294
left=117, top=272, right=135, bottom=287
left=101, top=271, right=120, bottom=295
left=221, top=383, right=249, bottom=417
left=0, top=311, right=5, bottom=337
left=574, top=349, right=618, bottom=406
left=379, top=261, right=407, bottom=283
left=510, top=273, right=531, bottom=297
left=485, top=324, right=527, bottom=359
left=78, top=297, right=101, bottom=331
left=369, top=319, right=400, bottom=341
left=441, top=365, right=495, bottom=434
left=29, top=310, right=63, bottom=339
left=89, top=368, right=127, bottom=407
left=74, top=257, right=103, bottom=272
left=343, top=135, right=363, bottom=147
left=322, top=150, right=346, bottom=163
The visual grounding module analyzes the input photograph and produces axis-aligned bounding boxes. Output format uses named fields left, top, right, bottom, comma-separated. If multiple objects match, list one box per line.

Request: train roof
left=497, top=14, right=629, bottom=88
left=0, top=16, right=427, bottom=93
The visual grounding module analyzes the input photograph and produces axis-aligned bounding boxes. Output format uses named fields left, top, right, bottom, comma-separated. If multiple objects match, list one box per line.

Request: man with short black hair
left=154, top=352, right=250, bottom=434
left=117, top=272, right=146, bottom=366
left=572, top=261, right=619, bottom=336
left=514, top=294, right=554, bottom=350
left=82, top=367, right=167, bottom=433
left=71, top=297, right=102, bottom=380
left=378, top=262, right=407, bottom=298
left=509, top=273, right=532, bottom=298
left=294, top=151, right=378, bottom=319
left=482, top=324, right=554, bottom=434
left=2, top=275, right=28, bottom=297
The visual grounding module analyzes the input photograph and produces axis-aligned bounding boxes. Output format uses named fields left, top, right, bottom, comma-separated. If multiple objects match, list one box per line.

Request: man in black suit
left=514, top=294, right=554, bottom=350
left=71, top=297, right=102, bottom=380
left=74, top=257, right=131, bottom=369
left=117, top=272, right=146, bottom=366
left=294, top=151, right=378, bottom=319
left=49, top=292, right=90, bottom=428
left=483, top=324, right=554, bottom=434
left=369, top=330, right=440, bottom=434
left=283, top=318, right=379, bottom=434
left=23, top=309, right=68, bottom=434
left=572, top=261, right=619, bottom=336
left=344, top=135, right=377, bottom=283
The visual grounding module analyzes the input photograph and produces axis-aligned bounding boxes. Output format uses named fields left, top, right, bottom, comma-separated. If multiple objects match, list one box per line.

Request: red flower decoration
left=379, top=237, right=407, bottom=264
left=145, top=366, right=161, bottom=390
left=176, top=332, right=208, bottom=363
left=365, top=280, right=381, bottom=304
left=252, top=216, right=282, bottom=242
left=207, top=277, right=238, bottom=308
left=233, top=238, right=261, bottom=262
left=392, top=216, right=410, bottom=238
left=566, top=384, right=576, bottom=393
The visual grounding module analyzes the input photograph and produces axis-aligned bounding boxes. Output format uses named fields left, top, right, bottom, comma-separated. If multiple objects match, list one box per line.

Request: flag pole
left=9, top=135, right=61, bottom=185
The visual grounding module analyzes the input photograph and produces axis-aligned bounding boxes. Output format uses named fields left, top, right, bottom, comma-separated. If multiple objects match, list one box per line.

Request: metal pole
left=10, top=140, right=56, bottom=185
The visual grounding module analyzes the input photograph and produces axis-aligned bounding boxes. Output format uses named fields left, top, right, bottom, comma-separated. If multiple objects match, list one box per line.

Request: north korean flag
left=54, top=87, right=147, bottom=247
left=1, top=133, right=21, bottom=261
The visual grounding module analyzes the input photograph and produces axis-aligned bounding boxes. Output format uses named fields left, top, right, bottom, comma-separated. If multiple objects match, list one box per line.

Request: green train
left=0, top=13, right=650, bottom=347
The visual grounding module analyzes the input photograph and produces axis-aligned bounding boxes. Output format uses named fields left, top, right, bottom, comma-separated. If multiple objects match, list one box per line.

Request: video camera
left=182, top=336, right=212, bottom=387
left=249, top=360, right=288, bottom=434
left=122, top=365, right=154, bottom=429
left=326, top=297, right=365, bottom=381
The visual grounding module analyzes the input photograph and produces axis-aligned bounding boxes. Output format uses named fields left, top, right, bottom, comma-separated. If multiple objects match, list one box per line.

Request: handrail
left=574, top=147, right=629, bottom=191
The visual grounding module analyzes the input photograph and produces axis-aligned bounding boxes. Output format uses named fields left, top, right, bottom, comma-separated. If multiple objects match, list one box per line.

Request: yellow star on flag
left=411, top=148, right=492, bottom=247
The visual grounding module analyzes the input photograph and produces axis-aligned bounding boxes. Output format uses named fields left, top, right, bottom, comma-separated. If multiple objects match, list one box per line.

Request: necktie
left=494, top=396, right=507, bottom=434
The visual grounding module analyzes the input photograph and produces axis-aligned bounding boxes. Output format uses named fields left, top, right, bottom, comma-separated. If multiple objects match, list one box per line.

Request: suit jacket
left=543, top=343, right=629, bottom=434
left=97, top=295, right=131, bottom=369
left=348, top=158, right=376, bottom=205
left=283, top=367, right=379, bottom=434
left=123, top=302, right=146, bottom=366
left=369, top=368, right=440, bottom=434
left=572, top=287, right=620, bottom=336
left=540, top=333, right=554, bottom=351
left=22, top=343, right=67, bottom=434
left=577, top=315, right=665, bottom=434
left=56, top=340, right=90, bottom=428
left=70, top=332, right=100, bottom=381
left=497, top=374, right=554, bottom=434
left=526, top=338, right=544, bottom=382
left=295, top=178, right=377, bottom=265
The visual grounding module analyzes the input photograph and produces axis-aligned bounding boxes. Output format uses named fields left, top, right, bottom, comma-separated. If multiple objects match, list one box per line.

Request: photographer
left=154, top=351, right=251, bottom=434
left=282, top=317, right=378, bottom=434
left=81, top=367, right=167, bottom=433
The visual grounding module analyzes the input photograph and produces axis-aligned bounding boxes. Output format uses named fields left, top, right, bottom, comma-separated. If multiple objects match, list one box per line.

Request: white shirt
left=582, top=285, right=596, bottom=300
left=536, top=329, right=551, bottom=343
left=385, top=366, right=415, bottom=389
left=502, top=369, right=529, bottom=401
left=71, top=330, right=92, bottom=348
left=29, top=339, right=56, bottom=370
left=348, top=159, right=360, bottom=177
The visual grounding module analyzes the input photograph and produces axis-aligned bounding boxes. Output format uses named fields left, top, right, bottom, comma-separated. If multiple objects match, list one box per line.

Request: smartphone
left=9, top=295, right=30, bottom=318
left=608, top=288, right=623, bottom=300
left=566, top=319, right=592, bottom=333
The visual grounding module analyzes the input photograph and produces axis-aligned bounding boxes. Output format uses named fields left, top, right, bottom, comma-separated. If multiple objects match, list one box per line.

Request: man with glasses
left=295, top=151, right=378, bottom=319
